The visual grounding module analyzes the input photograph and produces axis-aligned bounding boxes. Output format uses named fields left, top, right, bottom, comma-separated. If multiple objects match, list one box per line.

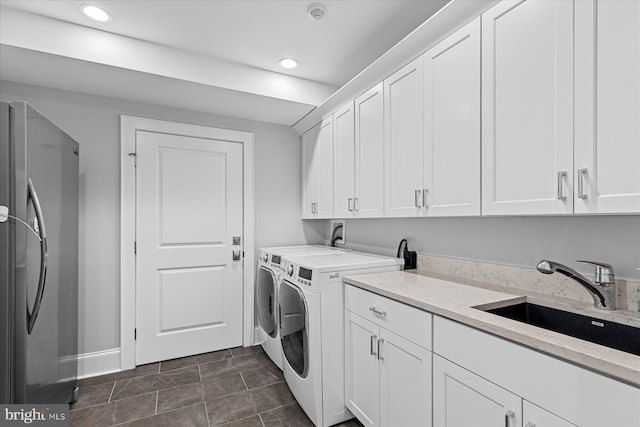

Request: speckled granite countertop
left=343, top=270, right=640, bottom=387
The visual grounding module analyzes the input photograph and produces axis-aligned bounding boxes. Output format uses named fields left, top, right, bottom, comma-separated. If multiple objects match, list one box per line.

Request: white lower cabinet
left=433, top=315, right=640, bottom=427
left=523, top=400, right=576, bottom=427
left=433, top=354, right=521, bottom=427
left=344, top=285, right=432, bottom=427
left=434, top=355, right=578, bottom=427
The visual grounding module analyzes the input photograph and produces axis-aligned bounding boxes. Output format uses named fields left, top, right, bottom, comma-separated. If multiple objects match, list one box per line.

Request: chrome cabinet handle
left=377, top=338, right=384, bottom=360
left=577, top=168, right=588, bottom=199
left=414, top=189, right=421, bottom=208
left=348, top=198, right=353, bottom=212
left=354, top=197, right=359, bottom=212
left=26, top=178, right=48, bottom=335
left=422, top=188, right=429, bottom=208
left=505, top=410, right=516, bottom=427
left=524, top=422, right=536, bottom=427
left=369, top=307, right=386, bottom=318
left=370, top=335, right=377, bottom=356
left=557, top=171, right=567, bottom=201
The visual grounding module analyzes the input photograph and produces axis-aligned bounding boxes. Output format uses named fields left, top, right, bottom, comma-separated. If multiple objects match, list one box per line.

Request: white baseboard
left=77, top=348, right=121, bottom=379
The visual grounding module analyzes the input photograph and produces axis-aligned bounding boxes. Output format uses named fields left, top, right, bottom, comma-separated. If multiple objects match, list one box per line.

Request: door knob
left=232, top=250, right=241, bottom=260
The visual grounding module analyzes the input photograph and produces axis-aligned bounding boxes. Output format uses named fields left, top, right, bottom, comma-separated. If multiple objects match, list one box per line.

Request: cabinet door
left=384, top=57, right=425, bottom=217
left=482, top=0, right=574, bottom=215
left=345, top=311, right=380, bottom=427
left=433, top=355, right=522, bottom=427
left=575, top=0, right=640, bottom=213
left=379, top=329, right=431, bottom=427
left=301, top=123, right=320, bottom=218
left=424, top=17, right=481, bottom=217
left=316, top=117, right=334, bottom=218
left=355, top=83, right=385, bottom=218
left=523, top=400, right=577, bottom=427
left=334, top=102, right=356, bottom=218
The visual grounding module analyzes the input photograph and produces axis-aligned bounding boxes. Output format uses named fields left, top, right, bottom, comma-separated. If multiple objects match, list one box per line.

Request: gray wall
left=330, top=216, right=640, bottom=281
left=0, top=80, right=325, bottom=355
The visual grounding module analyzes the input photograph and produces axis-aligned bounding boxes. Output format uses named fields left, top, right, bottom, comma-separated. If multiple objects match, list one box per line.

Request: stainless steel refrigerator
left=0, top=101, right=79, bottom=404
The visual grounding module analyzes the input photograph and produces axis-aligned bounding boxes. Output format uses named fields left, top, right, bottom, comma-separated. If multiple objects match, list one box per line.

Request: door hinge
left=128, top=152, right=137, bottom=167
left=134, top=241, right=137, bottom=254
left=134, top=328, right=137, bottom=340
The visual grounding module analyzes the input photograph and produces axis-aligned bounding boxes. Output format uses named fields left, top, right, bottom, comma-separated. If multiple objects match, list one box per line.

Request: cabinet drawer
left=345, top=284, right=431, bottom=349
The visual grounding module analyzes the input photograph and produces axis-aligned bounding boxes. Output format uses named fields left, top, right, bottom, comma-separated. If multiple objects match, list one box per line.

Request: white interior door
left=135, top=130, right=243, bottom=365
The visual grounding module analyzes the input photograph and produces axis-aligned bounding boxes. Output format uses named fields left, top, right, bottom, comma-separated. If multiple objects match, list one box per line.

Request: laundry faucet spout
left=536, top=260, right=616, bottom=310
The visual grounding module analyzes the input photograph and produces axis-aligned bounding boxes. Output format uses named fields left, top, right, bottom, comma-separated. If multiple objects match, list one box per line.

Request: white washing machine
left=255, top=245, right=346, bottom=370
left=278, top=251, right=403, bottom=427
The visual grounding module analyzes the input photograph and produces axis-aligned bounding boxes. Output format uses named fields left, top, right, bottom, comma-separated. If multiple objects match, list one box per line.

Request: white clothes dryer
left=278, top=251, right=403, bottom=427
left=255, top=245, right=346, bottom=370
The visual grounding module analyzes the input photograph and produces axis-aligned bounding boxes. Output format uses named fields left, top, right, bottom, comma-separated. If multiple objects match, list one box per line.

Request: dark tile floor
left=70, top=346, right=362, bottom=427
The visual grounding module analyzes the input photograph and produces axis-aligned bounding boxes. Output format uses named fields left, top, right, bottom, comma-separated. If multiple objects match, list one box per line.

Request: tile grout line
left=198, top=363, right=203, bottom=382
left=107, top=381, right=117, bottom=402
left=258, top=412, right=266, bottom=427
left=154, top=391, right=159, bottom=415
left=239, top=371, right=249, bottom=391
left=204, top=400, right=212, bottom=427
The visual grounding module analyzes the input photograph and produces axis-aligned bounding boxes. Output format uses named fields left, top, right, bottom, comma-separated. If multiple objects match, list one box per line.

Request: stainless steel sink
left=483, top=302, right=640, bottom=356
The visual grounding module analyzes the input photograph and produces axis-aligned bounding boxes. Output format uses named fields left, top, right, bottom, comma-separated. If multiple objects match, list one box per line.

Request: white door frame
left=119, top=115, right=254, bottom=370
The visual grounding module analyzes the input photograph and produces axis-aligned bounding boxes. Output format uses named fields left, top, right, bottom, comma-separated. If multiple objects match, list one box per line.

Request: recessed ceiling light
left=279, top=58, right=298, bottom=69
left=81, top=5, right=111, bottom=22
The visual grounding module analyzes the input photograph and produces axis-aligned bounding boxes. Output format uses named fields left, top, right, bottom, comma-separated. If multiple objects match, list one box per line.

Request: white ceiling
left=0, top=0, right=450, bottom=125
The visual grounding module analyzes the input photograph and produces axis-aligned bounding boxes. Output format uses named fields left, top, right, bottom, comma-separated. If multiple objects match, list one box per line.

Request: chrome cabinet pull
left=369, top=307, right=386, bottom=318
left=354, top=197, right=359, bottom=212
left=414, top=189, right=421, bottom=208
left=505, top=410, right=516, bottom=427
left=524, top=422, right=536, bottom=427
left=423, top=188, right=429, bottom=208
left=370, top=335, right=377, bottom=356
left=348, top=198, right=353, bottom=212
left=577, top=168, right=588, bottom=199
left=26, top=178, right=48, bottom=335
left=377, top=338, right=384, bottom=360
left=557, top=171, right=567, bottom=201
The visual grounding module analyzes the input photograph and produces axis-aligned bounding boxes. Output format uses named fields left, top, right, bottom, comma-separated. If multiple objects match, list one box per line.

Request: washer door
left=279, top=280, right=308, bottom=378
left=255, top=266, right=277, bottom=338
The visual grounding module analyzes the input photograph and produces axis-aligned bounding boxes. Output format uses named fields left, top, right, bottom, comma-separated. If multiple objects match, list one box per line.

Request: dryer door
left=256, top=266, right=278, bottom=338
left=279, top=280, right=308, bottom=378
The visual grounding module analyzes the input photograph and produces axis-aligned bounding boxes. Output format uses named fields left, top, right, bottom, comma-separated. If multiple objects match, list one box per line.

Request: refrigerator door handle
left=26, top=178, right=48, bottom=335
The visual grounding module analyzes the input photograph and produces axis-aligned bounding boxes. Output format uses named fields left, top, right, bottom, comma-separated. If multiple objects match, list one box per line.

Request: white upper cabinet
left=384, top=57, right=425, bottom=217
left=333, top=101, right=356, bottom=218
left=301, top=117, right=334, bottom=219
left=574, top=0, right=640, bottom=214
left=355, top=83, right=385, bottom=218
left=301, top=123, right=320, bottom=219
left=423, top=17, right=481, bottom=217
left=481, top=0, right=574, bottom=215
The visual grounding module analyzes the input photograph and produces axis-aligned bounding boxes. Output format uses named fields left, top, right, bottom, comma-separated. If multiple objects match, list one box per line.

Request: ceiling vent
left=307, top=3, right=327, bottom=21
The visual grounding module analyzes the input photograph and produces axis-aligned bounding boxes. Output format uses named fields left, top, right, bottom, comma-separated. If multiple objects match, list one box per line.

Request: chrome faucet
left=536, top=260, right=616, bottom=310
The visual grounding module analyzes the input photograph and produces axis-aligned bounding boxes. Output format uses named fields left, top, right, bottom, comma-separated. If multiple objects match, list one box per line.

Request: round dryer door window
left=256, top=266, right=277, bottom=337
left=279, top=280, right=308, bottom=378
